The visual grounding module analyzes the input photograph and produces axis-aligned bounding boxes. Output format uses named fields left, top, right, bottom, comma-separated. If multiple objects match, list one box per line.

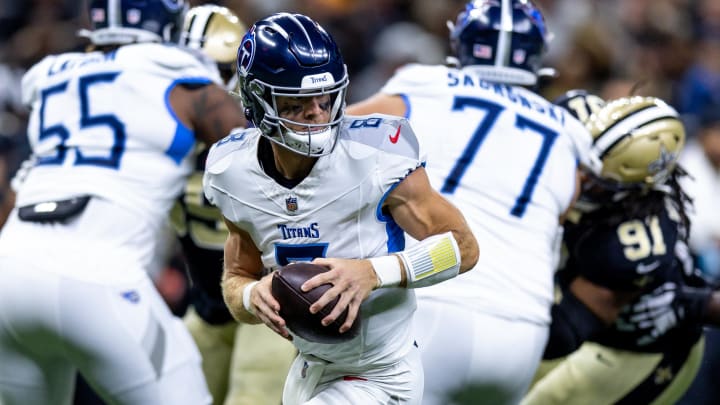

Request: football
left=271, top=262, right=361, bottom=344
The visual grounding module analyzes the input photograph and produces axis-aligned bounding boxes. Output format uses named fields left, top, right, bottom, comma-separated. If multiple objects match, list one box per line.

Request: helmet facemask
left=242, top=71, right=348, bottom=157
left=237, top=13, right=349, bottom=157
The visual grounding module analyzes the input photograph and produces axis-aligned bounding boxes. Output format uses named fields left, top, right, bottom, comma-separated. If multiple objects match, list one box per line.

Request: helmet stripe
left=592, top=104, right=654, bottom=146
left=287, top=13, right=314, bottom=52
left=179, top=14, right=194, bottom=45
left=495, top=0, right=513, bottom=68
left=593, top=104, right=679, bottom=158
left=109, top=0, right=120, bottom=29
left=187, top=9, right=211, bottom=47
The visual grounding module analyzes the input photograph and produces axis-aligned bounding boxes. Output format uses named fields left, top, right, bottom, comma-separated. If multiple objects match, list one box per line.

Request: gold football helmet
left=588, top=96, right=685, bottom=189
left=179, top=5, right=245, bottom=84
left=572, top=96, right=686, bottom=211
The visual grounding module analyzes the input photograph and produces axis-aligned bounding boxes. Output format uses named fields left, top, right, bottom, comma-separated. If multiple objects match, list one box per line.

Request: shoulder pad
left=206, top=128, right=256, bottom=175
left=21, top=55, right=59, bottom=106
left=563, top=113, right=601, bottom=175
left=381, top=64, right=448, bottom=96
left=122, top=43, right=222, bottom=84
left=342, top=114, right=423, bottom=161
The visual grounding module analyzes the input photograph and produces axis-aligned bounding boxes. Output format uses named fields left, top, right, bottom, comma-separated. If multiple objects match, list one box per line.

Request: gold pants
left=522, top=338, right=704, bottom=405
left=184, top=308, right=297, bottom=405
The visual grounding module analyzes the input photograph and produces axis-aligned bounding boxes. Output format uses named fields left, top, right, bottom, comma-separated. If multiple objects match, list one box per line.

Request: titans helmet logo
left=238, top=34, right=255, bottom=74
left=161, top=0, right=185, bottom=11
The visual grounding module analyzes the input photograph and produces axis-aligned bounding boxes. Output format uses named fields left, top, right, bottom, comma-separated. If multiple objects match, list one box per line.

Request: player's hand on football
left=303, top=257, right=376, bottom=334
left=251, top=274, right=292, bottom=340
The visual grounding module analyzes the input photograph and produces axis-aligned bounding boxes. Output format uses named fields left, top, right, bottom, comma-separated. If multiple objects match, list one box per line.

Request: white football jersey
left=382, top=64, right=589, bottom=324
left=18, top=43, right=220, bottom=229
left=204, top=114, right=424, bottom=366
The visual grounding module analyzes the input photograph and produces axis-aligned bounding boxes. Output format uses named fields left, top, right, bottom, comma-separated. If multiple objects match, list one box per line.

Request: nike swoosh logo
left=636, top=260, right=661, bottom=274
left=389, top=125, right=401, bottom=144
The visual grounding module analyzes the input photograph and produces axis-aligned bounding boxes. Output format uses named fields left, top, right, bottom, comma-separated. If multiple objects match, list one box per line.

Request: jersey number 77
left=441, top=96, right=558, bottom=218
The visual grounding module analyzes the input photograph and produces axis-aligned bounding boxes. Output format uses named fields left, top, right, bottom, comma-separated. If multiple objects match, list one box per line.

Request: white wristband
left=369, top=255, right=402, bottom=288
left=398, top=231, right=461, bottom=288
left=242, top=281, right=259, bottom=315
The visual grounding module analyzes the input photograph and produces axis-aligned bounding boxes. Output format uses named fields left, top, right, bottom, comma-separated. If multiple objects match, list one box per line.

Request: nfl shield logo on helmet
left=127, top=9, right=141, bottom=25
left=286, top=196, right=298, bottom=212
left=91, top=8, right=106, bottom=23
left=513, top=49, right=527, bottom=64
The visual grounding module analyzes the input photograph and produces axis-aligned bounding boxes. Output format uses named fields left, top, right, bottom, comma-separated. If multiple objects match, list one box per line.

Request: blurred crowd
left=2, top=0, right=719, bottom=166
left=3, top=0, right=720, bottom=166
left=2, top=0, right=720, bottom=403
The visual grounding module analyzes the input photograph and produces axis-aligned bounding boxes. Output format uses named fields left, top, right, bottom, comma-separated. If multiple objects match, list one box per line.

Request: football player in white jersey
left=176, top=5, right=296, bottom=405
left=347, top=1, right=598, bottom=403
left=0, top=1, right=245, bottom=404
left=203, top=12, right=479, bottom=405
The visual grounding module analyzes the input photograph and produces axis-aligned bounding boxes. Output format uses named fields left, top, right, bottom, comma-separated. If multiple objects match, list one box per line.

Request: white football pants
left=414, top=297, right=548, bottom=405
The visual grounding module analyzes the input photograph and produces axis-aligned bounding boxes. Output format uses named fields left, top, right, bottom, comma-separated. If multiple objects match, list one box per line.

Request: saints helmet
left=553, top=89, right=606, bottom=124
left=179, top=5, right=245, bottom=65
left=80, top=0, right=187, bottom=45
left=237, top=13, right=348, bottom=157
left=179, top=5, right=245, bottom=85
left=584, top=96, right=685, bottom=204
left=448, top=0, right=550, bottom=86
left=552, top=89, right=605, bottom=179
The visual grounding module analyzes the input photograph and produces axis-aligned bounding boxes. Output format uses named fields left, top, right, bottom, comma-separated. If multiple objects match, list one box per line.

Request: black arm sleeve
left=543, top=290, right=607, bottom=360
left=677, top=285, right=713, bottom=324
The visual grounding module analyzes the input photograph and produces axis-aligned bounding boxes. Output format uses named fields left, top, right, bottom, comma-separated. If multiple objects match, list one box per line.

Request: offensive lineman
left=348, top=1, right=598, bottom=403
left=0, top=0, right=245, bottom=403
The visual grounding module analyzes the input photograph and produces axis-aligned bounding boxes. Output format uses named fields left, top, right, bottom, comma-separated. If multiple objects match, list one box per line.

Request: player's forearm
left=453, top=227, right=479, bottom=273
left=372, top=231, right=476, bottom=289
left=221, top=272, right=262, bottom=324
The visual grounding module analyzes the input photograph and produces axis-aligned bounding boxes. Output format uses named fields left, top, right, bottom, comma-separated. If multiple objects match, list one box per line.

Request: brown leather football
left=271, top=262, right=361, bottom=343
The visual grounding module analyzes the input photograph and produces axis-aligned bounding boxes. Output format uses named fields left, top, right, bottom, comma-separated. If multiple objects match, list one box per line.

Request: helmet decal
left=161, top=0, right=185, bottom=11
left=238, top=35, right=255, bottom=75
left=126, top=8, right=141, bottom=25
left=648, top=145, right=679, bottom=177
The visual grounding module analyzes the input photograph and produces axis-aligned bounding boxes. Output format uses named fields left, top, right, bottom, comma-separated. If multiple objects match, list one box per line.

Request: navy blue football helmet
left=80, top=0, right=187, bottom=45
left=237, top=13, right=349, bottom=156
left=449, top=0, right=550, bottom=86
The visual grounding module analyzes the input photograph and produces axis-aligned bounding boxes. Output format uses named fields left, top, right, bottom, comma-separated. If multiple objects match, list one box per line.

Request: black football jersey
left=564, top=207, right=678, bottom=292
left=560, top=205, right=704, bottom=353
